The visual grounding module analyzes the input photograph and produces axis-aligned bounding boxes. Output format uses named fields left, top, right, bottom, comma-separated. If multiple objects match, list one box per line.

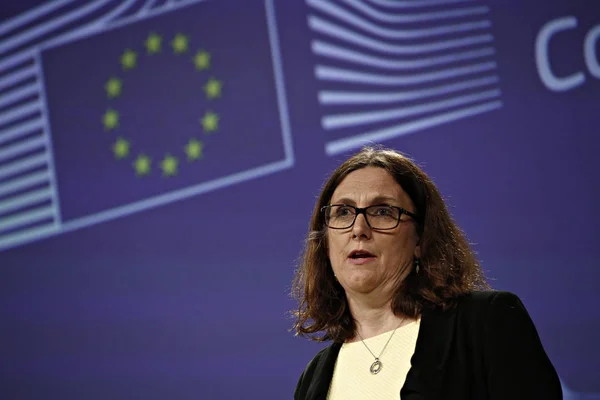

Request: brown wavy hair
left=291, top=146, right=490, bottom=342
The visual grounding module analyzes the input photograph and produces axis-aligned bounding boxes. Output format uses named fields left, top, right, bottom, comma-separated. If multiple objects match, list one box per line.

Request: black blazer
left=294, top=291, right=562, bottom=400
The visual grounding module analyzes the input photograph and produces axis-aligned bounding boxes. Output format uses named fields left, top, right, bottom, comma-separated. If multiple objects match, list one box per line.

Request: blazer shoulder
left=468, top=292, right=563, bottom=399
left=456, top=290, right=523, bottom=315
left=420, top=290, right=519, bottom=329
left=299, top=345, right=330, bottom=377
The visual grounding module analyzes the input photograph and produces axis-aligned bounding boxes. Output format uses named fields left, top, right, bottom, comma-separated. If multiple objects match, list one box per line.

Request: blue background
left=1, top=0, right=598, bottom=399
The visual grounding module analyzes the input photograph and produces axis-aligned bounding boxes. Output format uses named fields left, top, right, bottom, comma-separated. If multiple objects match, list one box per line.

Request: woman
left=291, top=146, right=562, bottom=400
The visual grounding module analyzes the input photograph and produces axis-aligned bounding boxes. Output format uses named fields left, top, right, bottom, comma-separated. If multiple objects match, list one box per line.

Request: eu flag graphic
left=41, top=0, right=292, bottom=225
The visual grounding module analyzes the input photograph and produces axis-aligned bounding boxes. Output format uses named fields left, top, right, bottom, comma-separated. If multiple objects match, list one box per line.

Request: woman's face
left=326, top=167, right=420, bottom=299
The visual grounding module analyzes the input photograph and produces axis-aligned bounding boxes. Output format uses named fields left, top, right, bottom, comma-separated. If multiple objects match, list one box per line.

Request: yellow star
left=105, top=77, right=122, bottom=98
left=185, top=139, right=204, bottom=161
left=171, top=33, right=189, bottom=54
left=112, top=137, right=130, bottom=159
left=194, top=50, right=210, bottom=71
left=120, top=49, right=137, bottom=70
left=160, top=154, right=179, bottom=176
left=145, top=33, right=162, bottom=54
left=103, top=109, right=119, bottom=131
left=204, top=78, right=222, bottom=99
left=201, top=111, right=219, bottom=133
left=133, top=154, right=151, bottom=176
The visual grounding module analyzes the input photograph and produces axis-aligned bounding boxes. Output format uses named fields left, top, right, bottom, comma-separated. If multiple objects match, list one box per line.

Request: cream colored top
left=327, top=318, right=421, bottom=400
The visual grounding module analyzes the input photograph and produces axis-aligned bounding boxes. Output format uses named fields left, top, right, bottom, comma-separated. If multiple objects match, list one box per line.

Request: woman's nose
left=352, top=213, right=372, bottom=239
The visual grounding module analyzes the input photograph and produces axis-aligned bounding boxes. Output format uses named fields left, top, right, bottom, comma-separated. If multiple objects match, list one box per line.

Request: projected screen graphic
left=305, top=0, right=504, bottom=156
left=1, top=0, right=293, bottom=245
left=1, top=0, right=598, bottom=399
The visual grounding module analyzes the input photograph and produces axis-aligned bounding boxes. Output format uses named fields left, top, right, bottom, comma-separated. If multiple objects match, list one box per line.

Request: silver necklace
left=356, top=317, right=405, bottom=375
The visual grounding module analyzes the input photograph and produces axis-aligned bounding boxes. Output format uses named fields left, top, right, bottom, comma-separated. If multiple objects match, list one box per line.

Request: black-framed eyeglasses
left=321, top=204, right=418, bottom=230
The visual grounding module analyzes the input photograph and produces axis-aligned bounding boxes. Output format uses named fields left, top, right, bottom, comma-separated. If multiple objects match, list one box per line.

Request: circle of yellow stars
left=102, top=32, right=222, bottom=178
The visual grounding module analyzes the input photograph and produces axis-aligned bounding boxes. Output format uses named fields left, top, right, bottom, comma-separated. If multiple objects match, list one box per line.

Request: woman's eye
left=336, top=206, right=352, bottom=216
left=371, top=206, right=394, bottom=217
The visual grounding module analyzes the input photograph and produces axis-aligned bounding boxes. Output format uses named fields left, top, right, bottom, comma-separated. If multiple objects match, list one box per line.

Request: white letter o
left=584, top=25, right=600, bottom=79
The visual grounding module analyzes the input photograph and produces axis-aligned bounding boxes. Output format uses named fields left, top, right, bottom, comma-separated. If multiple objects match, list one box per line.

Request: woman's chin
left=344, top=273, right=381, bottom=294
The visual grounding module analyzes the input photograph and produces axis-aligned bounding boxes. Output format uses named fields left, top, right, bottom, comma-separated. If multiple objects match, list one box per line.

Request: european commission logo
left=306, top=0, right=504, bottom=156
left=0, top=0, right=293, bottom=251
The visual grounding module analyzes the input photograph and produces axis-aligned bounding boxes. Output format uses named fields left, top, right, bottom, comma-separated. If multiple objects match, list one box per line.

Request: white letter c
left=535, top=16, right=585, bottom=92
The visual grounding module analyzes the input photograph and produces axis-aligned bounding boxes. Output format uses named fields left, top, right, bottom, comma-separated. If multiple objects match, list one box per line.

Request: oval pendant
left=370, top=359, right=383, bottom=375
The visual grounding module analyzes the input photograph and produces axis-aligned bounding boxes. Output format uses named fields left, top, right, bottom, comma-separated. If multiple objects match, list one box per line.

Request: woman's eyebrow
left=330, top=197, right=356, bottom=205
left=331, top=195, right=399, bottom=205
left=370, top=195, right=399, bottom=204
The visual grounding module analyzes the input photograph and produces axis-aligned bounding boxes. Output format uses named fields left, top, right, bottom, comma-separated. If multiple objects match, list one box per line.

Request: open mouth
left=348, top=250, right=375, bottom=259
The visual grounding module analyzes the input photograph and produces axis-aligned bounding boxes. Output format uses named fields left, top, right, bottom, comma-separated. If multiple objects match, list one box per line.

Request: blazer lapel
left=401, top=305, right=457, bottom=399
left=305, top=343, right=342, bottom=400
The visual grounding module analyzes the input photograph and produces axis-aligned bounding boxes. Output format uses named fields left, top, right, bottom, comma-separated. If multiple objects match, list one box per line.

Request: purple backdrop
left=1, top=0, right=599, bottom=398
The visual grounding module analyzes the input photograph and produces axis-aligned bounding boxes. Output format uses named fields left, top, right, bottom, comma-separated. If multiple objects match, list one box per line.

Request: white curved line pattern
left=364, top=0, right=476, bottom=8
left=0, top=225, right=59, bottom=251
left=306, top=0, right=491, bottom=39
left=0, top=153, right=48, bottom=182
left=129, top=0, right=208, bottom=21
left=308, top=17, right=494, bottom=55
left=0, top=83, right=41, bottom=110
left=35, top=0, right=142, bottom=50
left=0, top=101, right=42, bottom=126
left=86, top=0, right=141, bottom=30
left=0, top=0, right=113, bottom=55
left=0, top=119, right=44, bottom=146
left=0, top=206, right=55, bottom=234
left=323, top=89, right=501, bottom=129
left=325, top=101, right=503, bottom=156
left=316, top=62, right=497, bottom=86
left=319, top=75, right=499, bottom=105
left=0, top=136, right=47, bottom=163
left=45, top=0, right=208, bottom=51
left=0, top=0, right=74, bottom=35
left=0, top=188, right=53, bottom=215
left=341, top=0, right=489, bottom=23
left=0, top=171, right=50, bottom=198
left=0, top=0, right=77, bottom=36
left=0, top=0, right=188, bottom=73
left=0, top=66, right=37, bottom=92
left=0, top=50, right=35, bottom=73
left=307, top=0, right=503, bottom=154
left=312, top=41, right=495, bottom=70
left=139, top=0, right=159, bottom=14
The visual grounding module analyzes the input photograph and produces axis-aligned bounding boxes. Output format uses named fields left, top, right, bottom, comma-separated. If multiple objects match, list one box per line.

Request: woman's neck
left=346, top=296, right=407, bottom=341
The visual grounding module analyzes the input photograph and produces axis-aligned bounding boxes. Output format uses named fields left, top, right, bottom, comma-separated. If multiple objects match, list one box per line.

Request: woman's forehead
left=331, top=167, right=406, bottom=202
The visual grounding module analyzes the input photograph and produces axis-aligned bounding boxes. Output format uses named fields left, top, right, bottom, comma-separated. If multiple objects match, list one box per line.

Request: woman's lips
left=347, top=256, right=377, bottom=265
